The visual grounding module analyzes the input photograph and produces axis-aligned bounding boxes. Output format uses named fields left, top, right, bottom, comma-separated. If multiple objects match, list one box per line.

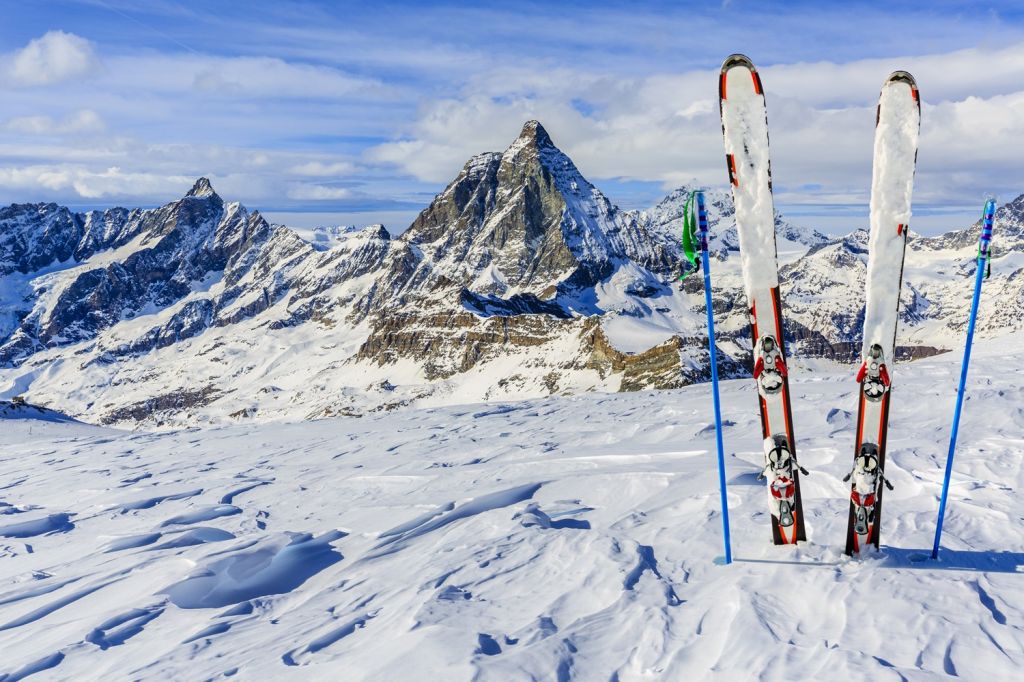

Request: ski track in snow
left=1, top=338, right=1023, bottom=679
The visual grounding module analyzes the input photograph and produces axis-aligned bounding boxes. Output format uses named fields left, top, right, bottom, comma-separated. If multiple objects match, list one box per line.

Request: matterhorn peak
left=502, top=120, right=562, bottom=162
left=185, top=177, right=217, bottom=199
left=516, top=120, right=554, bottom=149
left=498, top=119, right=583, bottom=184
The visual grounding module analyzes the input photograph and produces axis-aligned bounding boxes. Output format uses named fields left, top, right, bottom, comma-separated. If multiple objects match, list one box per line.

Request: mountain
left=0, top=178, right=277, bottom=365
left=0, top=121, right=1021, bottom=427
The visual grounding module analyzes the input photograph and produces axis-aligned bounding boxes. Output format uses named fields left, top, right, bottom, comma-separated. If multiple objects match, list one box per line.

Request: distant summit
left=185, top=177, right=217, bottom=198
left=514, top=119, right=555, bottom=149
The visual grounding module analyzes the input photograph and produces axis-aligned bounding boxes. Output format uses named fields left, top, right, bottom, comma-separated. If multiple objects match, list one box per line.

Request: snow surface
left=863, top=77, right=921, bottom=362
left=1, top=336, right=1023, bottom=679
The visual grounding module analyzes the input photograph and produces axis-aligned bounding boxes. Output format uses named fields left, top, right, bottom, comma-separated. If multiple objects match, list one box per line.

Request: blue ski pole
left=695, top=191, right=732, bottom=565
left=931, top=199, right=996, bottom=560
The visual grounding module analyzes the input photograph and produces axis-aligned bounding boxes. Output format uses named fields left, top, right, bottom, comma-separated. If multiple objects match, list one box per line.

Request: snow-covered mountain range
left=0, top=121, right=1022, bottom=427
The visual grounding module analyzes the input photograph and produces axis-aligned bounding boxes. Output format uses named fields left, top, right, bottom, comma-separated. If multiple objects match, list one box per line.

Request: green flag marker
left=681, top=191, right=700, bottom=278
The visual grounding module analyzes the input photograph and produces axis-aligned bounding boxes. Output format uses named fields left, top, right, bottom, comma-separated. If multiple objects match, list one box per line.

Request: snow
left=596, top=261, right=701, bottom=353
left=158, top=505, right=241, bottom=527
left=863, top=76, right=921, bottom=362
left=163, top=530, right=345, bottom=609
left=0, top=513, right=74, bottom=539
left=720, top=60, right=779, bottom=295
left=289, top=224, right=382, bottom=250
left=1, top=335, right=1022, bottom=679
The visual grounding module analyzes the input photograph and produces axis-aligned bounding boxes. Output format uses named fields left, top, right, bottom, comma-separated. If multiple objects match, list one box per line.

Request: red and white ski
left=719, top=54, right=807, bottom=545
left=844, top=71, right=921, bottom=555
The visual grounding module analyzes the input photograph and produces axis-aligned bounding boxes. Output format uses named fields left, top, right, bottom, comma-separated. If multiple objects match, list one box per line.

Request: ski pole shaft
left=697, top=191, right=732, bottom=565
left=932, top=199, right=996, bottom=560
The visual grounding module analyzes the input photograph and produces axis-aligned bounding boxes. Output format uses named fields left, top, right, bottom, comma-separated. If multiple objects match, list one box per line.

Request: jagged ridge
left=1, top=125, right=1023, bottom=427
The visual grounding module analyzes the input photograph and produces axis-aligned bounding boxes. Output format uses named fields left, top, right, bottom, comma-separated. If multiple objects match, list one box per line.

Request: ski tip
left=721, top=53, right=757, bottom=74
left=881, top=71, right=919, bottom=110
left=720, top=54, right=762, bottom=99
left=886, top=70, right=919, bottom=95
left=885, top=70, right=917, bottom=88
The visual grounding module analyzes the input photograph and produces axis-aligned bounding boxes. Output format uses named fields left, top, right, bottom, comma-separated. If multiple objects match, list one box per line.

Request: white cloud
left=0, top=136, right=371, bottom=206
left=4, top=110, right=105, bottom=135
left=0, top=165, right=192, bottom=199
left=367, top=42, right=1024, bottom=211
left=286, top=184, right=353, bottom=200
left=4, top=31, right=101, bottom=87
left=288, top=161, right=357, bottom=176
left=763, top=43, right=1024, bottom=107
left=107, top=54, right=389, bottom=100
left=2, top=32, right=389, bottom=102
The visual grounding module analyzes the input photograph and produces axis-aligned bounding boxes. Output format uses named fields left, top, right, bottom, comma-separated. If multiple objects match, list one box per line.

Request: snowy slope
left=2, top=336, right=1022, bottom=680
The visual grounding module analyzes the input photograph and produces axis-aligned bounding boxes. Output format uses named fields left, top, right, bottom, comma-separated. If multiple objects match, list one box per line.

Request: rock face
left=0, top=180, right=275, bottom=362
left=0, top=121, right=1023, bottom=427
left=346, top=121, right=693, bottom=385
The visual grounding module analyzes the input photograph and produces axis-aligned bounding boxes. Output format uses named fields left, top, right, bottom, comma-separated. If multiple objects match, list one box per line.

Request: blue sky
left=3, top=1, right=1024, bottom=233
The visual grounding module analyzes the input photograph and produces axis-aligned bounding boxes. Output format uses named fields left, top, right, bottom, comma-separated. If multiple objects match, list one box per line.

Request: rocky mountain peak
left=394, top=119, right=631, bottom=305
left=504, top=118, right=563, bottom=156
left=515, top=120, right=554, bottom=150
left=996, top=192, right=1024, bottom=227
left=185, top=177, right=217, bottom=199
left=499, top=119, right=577, bottom=179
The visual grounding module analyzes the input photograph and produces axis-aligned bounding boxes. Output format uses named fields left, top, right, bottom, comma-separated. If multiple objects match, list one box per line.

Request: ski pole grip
left=979, top=199, right=995, bottom=258
left=696, top=191, right=710, bottom=252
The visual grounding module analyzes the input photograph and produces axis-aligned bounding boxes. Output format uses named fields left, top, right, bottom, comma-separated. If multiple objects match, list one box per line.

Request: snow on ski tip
left=863, top=70, right=922, bottom=362
left=719, top=54, right=778, bottom=295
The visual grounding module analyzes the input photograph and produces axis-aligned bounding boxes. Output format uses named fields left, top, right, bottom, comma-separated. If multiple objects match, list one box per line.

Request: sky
left=2, top=1, right=1024, bottom=235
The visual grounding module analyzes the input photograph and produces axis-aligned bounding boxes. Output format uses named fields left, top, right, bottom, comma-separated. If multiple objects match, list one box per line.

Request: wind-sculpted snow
left=371, top=482, right=543, bottom=555
left=85, top=606, right=165, bottom=649
left=149, top=527, right=235, bottom=551
left=117, top=488, right=202, bottom=512
left=158, top=504, right=240, bottom=527
left=102, top=533, right=162, bottom=552
left=0, top=513, right=73, bottom=538
left=0, top=652, right=65, bottom=682
left=163, top=530, right=345, bottom=609
left=0, top=337, right=1022, bottom=678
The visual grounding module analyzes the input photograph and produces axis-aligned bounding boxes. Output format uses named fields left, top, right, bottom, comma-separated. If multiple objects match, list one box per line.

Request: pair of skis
left=719, top=55, right=921, bottom=553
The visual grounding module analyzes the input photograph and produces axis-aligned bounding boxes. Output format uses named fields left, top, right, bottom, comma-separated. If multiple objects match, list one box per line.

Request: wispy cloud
left=286, top=183, right=353, bottom=200
left=288, top=161, right=358, bottom=176
left=4, top=109, right=105, bottom=135
left=0, top=164, right=192, bottom=199
left=109, top=54, right=391, bottom=99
